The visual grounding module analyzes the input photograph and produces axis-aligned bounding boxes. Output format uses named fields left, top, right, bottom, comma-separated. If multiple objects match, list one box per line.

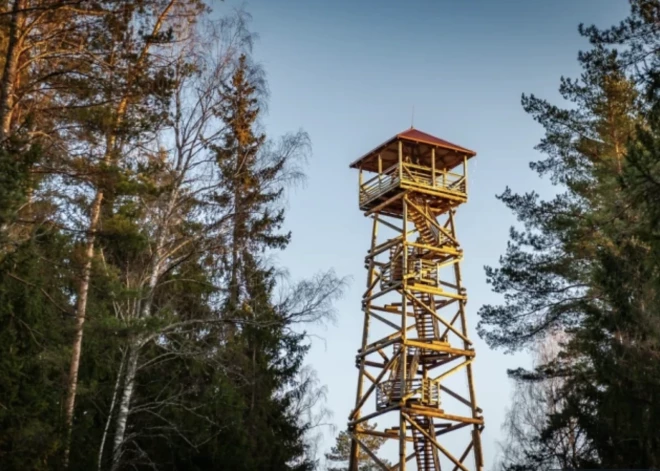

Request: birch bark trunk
left=63, top=4, right=178, bottom=465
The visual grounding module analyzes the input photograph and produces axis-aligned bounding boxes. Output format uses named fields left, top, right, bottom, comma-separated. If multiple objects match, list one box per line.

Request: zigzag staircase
left=388, top=346, right=420, bottom=383
left=408, top=204, right=442, bottom=247
left=389, top=245, right=404, bottom=283
left=411, top=414, right=441, bottom=471
left=413, top=291, right=438, bottom=341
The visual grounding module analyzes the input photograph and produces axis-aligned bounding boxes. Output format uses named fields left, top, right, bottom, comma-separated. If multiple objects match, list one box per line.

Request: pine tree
left=325, top=422, right=391, bottom=471
left=482, top=2, right=660, bottom=468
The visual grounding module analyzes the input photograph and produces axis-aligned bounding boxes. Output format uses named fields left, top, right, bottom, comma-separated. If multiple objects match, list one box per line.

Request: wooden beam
left=350, top=354, right=397, bottom=420
left=362, top=283, right=400, bottom=304
left=351, top=433, right=392, bottom=471
left=365, top=192, right=405, bottom=217
left=440, top=385, right=483, bottom=413
left=405, top=339, right=474, bottom=357
left=432, top=358, right=474, bottom=382
left=402, top=414, right=469, bottom=471
left=402, top=407, right=484, bottom=425
left=436, top=422, right=471, bottom=437
left=370, top=311, right=401, bottom=331
left=406, top=292, right=472, bottom=345
left=349, top=404, right=398, bottom=426
left=452, top=440, right=474, bottom=471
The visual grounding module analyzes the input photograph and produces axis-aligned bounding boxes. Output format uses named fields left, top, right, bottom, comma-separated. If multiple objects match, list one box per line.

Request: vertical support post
left=431, top=148, right=436, bottom=188
left=463, top=154, right=468, bottom=195
left=358, top=168, right=363, bottom=206
left=398, top=140, right=403, bottom=182
left=349, top=215, right=380, bottom=471
left=449, top=208, right=483, bottom=471
left=399, top=197, right=408, bottom=471
left=378, top=153, right=382, bottom=187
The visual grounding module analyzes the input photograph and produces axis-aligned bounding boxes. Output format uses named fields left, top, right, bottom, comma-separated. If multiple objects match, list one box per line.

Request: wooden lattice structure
left=347, top=128, right=485, bottom=471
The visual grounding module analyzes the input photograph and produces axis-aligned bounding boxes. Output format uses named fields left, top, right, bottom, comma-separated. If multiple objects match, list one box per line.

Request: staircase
left=409, top=206, right=441, bottom=246
left=411, top=415, right=440, bottom=471
left=388, top=347, right=420, bottom=383
left=388, top=350, right=403, bottom=384
left=380, top=347, right=421, bottom=408
left=409, top=207, right=436, bottom=246
left=389, top=246, right=404, bottom=282
left=413, top=292, right=438, bottom=341
left=407, top=348, right=420, bottom=380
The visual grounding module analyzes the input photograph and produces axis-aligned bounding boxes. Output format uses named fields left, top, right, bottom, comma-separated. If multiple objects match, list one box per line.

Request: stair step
left=411, top=414, right=437, bottom=471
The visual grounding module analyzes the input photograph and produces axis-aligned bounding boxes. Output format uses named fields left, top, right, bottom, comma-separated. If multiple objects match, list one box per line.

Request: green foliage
left=0, top=3, right=335, bottom=471
left=0, top=227, right=75, bottom=470
left=484, top=2, right=660, bottom=469
left=0, top=142, right=40, bottom=253
left=325, top=422, right=391, bottom=471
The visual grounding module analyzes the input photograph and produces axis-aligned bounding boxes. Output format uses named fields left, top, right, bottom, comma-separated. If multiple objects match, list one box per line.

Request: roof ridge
left=396, top=128, right=475, bottom=155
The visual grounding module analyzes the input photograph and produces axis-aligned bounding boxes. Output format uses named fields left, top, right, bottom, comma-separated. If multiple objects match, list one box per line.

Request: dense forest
left=482, top=0, right=660, bottom=469
left=0, top=1, right=344, bottom=470
left=3, top=0, right=660, bottom=471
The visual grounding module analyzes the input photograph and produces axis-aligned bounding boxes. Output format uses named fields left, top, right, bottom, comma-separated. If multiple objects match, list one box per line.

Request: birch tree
left=60, top=2, right=207, bottom=464
left=496, top=332, right=594, bottom=470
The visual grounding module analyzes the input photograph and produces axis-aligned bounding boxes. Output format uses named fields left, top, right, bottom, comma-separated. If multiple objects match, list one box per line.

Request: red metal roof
left=349, top=127, right=476, bottom=170
left=395, top=128, right=475, bottom=156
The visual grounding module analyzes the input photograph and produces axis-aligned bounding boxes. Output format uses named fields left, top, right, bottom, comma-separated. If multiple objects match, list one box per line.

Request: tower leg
left=349, top=216, right=379, bottom=470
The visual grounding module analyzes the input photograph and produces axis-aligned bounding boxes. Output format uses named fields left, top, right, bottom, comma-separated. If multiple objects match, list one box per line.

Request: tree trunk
left=111, top=345, right=140, bottom=471
left=97, top=349, right=127, bottom=471
left=110, top=231, right=165, bottom=469
left=63, top=190, right=103, bottom=467
left=0, top=0, right=26, bottom=141
left=62, top=3, right=178, bottom=465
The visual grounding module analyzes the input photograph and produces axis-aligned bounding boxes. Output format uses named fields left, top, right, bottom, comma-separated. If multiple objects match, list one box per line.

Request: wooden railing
left=359, top=163, right=466, bottom=207
left=376, top=377, right=440, bottom=410
left=359, top=164, right=400, bottom=207
left=400, top=162, right=466, bottom=193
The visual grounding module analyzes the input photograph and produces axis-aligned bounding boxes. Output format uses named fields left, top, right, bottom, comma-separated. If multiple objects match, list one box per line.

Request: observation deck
left=350, top=128, right=476, bottom=217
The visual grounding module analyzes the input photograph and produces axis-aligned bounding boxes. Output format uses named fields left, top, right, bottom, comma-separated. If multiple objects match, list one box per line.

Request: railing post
left=377, top=154, right=382, bottom=193
left=398, top=140, right=403, bottom=182
left=431, top=148, right=436, bottom=188
left=463, top=154, right=468, bottom=195
left=358, top=168, right=363, bottom=205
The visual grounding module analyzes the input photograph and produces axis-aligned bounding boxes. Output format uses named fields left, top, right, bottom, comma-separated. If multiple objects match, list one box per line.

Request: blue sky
left=220, top=0, right=629, bottom=468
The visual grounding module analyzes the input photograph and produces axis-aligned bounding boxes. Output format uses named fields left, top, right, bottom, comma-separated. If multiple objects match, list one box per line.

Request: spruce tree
left=483, top=2, right=660, bottom=467
left=210, top=52, right=316, bottom=471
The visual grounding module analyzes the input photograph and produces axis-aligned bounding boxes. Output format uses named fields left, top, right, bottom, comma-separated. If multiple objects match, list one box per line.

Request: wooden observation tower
left=347, top=128, right=485, bottom=471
